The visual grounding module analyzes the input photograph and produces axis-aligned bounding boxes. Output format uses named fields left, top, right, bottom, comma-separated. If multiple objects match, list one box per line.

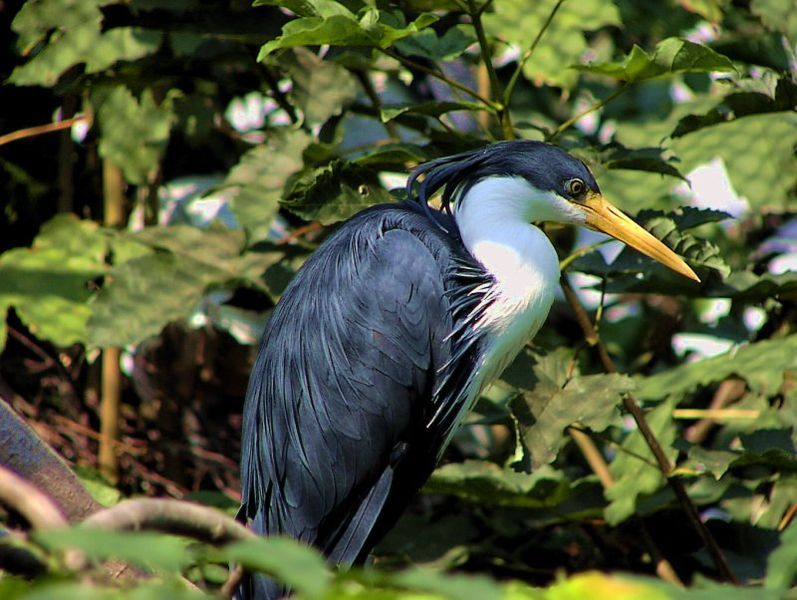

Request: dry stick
left=0, top=115, right=91, bottom=148
left=99, top=161, right=126, bottom=484
left=684, top=379, right=747, bottom=444
left=568, top=427, right=683, bottom=587
left=560, top=274, right=738, bottom=584
left=467, top=0, right=509, bottom=137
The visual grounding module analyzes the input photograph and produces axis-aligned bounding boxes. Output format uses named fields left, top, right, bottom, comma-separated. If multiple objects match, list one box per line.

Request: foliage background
left=0, top=0, right=796, bottom=597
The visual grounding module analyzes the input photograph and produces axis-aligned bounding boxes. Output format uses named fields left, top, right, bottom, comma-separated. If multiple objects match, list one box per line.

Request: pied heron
left=238, top=140, right=698, bottom=598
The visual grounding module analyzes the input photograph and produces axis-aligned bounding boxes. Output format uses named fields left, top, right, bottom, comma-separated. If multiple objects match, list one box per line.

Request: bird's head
left=409, top=140, right=699, bottom=282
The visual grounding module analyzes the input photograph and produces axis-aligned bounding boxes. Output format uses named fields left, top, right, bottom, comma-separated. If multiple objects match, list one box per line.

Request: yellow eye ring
left=566, top=178, right=585, bottom=197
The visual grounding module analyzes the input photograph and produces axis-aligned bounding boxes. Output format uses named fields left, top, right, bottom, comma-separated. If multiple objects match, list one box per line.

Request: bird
left=237, top=140, right=698, bottom=598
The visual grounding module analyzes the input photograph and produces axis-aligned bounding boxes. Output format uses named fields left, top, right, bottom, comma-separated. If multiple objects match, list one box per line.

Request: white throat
left=453, top=177, right=566, bottom=382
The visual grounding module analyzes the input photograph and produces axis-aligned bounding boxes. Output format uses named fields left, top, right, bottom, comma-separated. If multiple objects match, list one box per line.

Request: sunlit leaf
left=425, top=460, right=571, bottom=508
left=96, top=87, right=174, bottom=185
left=512, top=373, right=633, bottom=468
left=394, top=24, right=476, bottom=61
left=224, top=129, right=312, bottom=243
left=0, top=215, right=106, bottom=350
left=576, top=38, right=734, bottom=83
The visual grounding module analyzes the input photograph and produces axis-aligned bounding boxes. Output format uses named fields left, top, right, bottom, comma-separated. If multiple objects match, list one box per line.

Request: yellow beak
left=581, top=192, right=700, bottom=282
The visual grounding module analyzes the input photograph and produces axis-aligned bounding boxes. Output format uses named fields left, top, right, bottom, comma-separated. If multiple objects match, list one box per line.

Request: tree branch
left=560, top=274, right=738, bottom=584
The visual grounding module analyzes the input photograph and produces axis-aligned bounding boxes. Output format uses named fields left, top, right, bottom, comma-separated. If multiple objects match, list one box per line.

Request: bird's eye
left=566, top=178, right=586, bottom=198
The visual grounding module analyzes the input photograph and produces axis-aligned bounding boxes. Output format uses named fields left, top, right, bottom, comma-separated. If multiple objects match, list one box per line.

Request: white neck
left=453, top=177, right=565, bottom=327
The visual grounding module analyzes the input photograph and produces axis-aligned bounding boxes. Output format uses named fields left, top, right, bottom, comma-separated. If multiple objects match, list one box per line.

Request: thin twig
left=276, top=222, right=323, bottom=245
left=381, top=48, right=498, bottom=109
left=560, top=274, right=738, bottom=584
left=468, top=0, right=508, bottom=135
left=549, top=84, right=629, bottom=140
left=354, top=70, right=399, bottom=141
left=502, top=0, right=565, bottom=108
left=0, top=115, right=91, bottom=148
left=221, top=565, right=245, bottom=598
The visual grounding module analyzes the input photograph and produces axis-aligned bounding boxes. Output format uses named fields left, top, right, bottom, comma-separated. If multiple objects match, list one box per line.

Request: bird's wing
left=240, top=210, right=457, bottom=563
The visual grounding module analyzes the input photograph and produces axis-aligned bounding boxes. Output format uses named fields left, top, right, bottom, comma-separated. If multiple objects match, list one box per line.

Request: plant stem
left=0, top=115, right=90, bottom=148
left=354, top=70, right=400, bottom=141
left=381, top=48, right=499, bottom=109
left=503, top=0, right=565, bottom=109
left=560, top=274, right=738, bottom=584
left=550, top=84, right=629, bottom=140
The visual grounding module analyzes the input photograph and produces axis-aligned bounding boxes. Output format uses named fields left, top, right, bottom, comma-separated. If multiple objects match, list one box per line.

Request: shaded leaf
left=604, top=397, right=678, bottom=525
left=285, top=48, right=358, bottom=126
left=0, top=215, right=106, bottom=350
left=425, top=460, right=571, bottom=509
left=218, top=536, right=331, bottom=598
left=577, top=38, right=734, bottom=83
left=765, top=522, right=797, bottom=590
left=281, top=159, right=393, bottom=225
left=224, top=129, right=312, bottom=243
left=752, top=0, right=797, bottom=45
left=393, top=24, right=476, bottom=61
left=96, top=87, right=174, bottom=185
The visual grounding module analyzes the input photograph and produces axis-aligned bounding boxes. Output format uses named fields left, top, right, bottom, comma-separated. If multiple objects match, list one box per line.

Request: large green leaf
left=87, top=226, right=263, bottom=348
left=10, top=18, right=162, bottom=87
left=604, top=397, right=679, bottom=525
left=281, top=159, right=393, bottom=225
left=484, top=0, right=621, bottom=90
left=96, top=87, right=174, bottom=185
left=635, top=335, right=797, bottom=402
left=512, top=373, right=634, bottom=469
left=284, top=48, right=358, bottom=126
left=752, top=0, right=797, bottom=45
left=224, top=129, right=312, bottom=243
left=257, top=8, right=436, bottom=59
left=670, top=111, right=797, bottom=211
left=0, top=215, right=107, bottom=350
left=425, top=460, right=571, bottom=509
left=576, top=38, right=734, bottom=83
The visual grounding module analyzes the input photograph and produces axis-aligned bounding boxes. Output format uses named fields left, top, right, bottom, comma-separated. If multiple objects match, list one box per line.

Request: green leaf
left=577, top=38, right=734, bottom=83
left=11, top=0, right=105, bottom=52
left=484, top=0, right=621, bottom=89
left=765, top=522, right=797, bottom=590
left=218, top=537, right=331, bottom=597
left=96, top=87, right=174, bottom=185
left=257, top=9, right=437, bottom=59
left=281, top=159, right=393, bottom=225
left=752, top=0, right=797, bottom=45
left=393, top=24, right=476, bottom=61
left=225, top=129, right=312, bottom=243
left=635, top=335, right=797, bottom=402
left=10, top=22, right=162, bottom=87
left=390, top=568, right=504, bottom=600
left=512, top=373, right=634, bottom=468
left=670, top=111, right=797, bottom=211
left=604, top=397, right=678, bottom=525
left=380, top=100, right=488, bottom=123
left=284, top=48, right=358, bottom=126
left=0, top=215, right=107, bottom=350
left=425, top=460, right=571, bottom=508
left=252, top=0, right=356, bottom=17
left=35, top=528, right=193, bottom=572
left=87, top=226, right=261, bottom=348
